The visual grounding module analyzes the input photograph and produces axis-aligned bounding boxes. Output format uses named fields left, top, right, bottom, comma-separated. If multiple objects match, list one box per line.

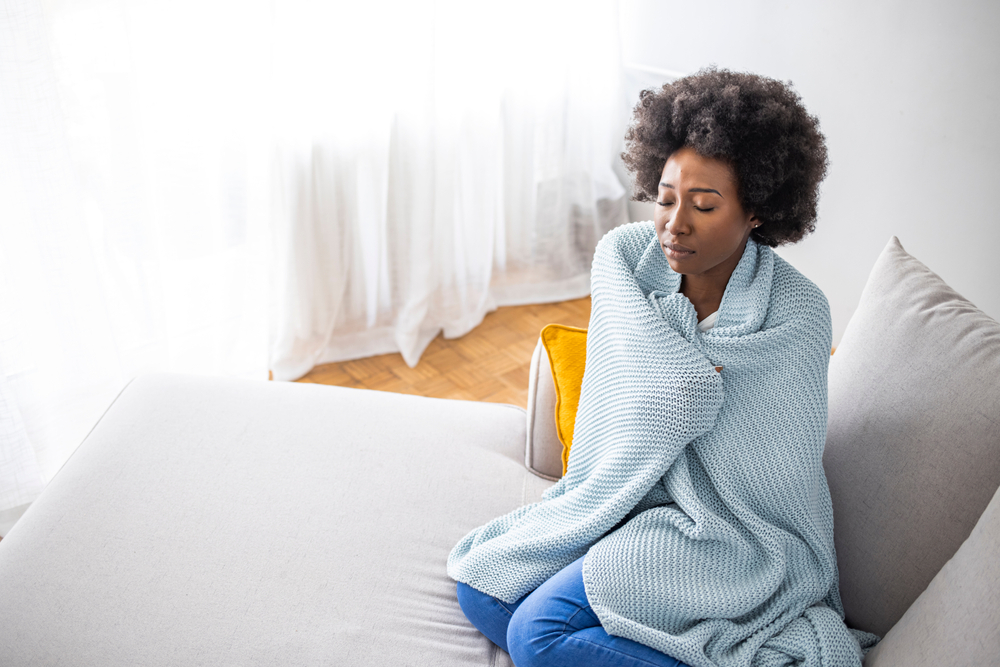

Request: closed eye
left=658, top=201, right=714, bottom=212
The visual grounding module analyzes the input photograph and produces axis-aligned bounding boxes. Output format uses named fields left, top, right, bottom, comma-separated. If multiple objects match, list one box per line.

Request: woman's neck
left=680, top=276, right=725, bottom=321
left=679, top=236, right=751, bottom=321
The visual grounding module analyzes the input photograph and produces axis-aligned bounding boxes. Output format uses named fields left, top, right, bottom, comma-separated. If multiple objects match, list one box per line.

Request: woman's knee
left=507, top=603, right=562, bottom=667
left=505, top=559, right=600, bottom=666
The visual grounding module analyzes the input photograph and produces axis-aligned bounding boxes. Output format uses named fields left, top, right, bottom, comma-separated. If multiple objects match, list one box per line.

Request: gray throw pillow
left=823, top=236, right=1000, bottom=638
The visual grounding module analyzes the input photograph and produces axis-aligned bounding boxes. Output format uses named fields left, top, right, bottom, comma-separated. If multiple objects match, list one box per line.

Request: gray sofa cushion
left=823, top=236, right=1000, bottom=637
left=0, top=375, right=552, bottom=666
left=863, top=481, right=1000, bottom=666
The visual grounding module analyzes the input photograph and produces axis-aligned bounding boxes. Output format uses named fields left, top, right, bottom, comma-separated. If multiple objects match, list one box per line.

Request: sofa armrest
left=863, top=481, right=1000, bottom=667
left=525, top=339, right=563, bottom=481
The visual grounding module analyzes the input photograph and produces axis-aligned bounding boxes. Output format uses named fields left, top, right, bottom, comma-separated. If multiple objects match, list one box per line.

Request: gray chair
left=0, top=237, right=997, bottom=666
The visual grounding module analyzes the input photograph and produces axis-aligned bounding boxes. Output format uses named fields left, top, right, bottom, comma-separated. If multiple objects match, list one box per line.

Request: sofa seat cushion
left=0, top=375, right=552, bottom=666
left=823, top=237, right=1000, bottom=638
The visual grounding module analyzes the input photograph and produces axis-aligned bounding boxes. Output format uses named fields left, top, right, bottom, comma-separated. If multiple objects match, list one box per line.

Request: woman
left=448, top=69, right=878, bottom=667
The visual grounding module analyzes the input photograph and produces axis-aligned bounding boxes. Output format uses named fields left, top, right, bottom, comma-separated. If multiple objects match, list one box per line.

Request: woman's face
left=654, top=147, right=757, bottom=280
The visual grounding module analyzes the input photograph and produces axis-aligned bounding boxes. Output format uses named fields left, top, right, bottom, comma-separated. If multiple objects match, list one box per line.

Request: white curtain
left=268, top=0, right=628, bottom=378
left=0, top=0, right=271, bottom=531
left=0, top=0, right=626, bottom=530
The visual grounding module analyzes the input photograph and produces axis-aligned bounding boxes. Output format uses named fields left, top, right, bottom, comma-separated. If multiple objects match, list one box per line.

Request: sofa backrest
left=823, top=237, right=1000, bottom=637
left=524, top=340, right=563, bottom=480
left=861, top=480, right=1000, bottom=666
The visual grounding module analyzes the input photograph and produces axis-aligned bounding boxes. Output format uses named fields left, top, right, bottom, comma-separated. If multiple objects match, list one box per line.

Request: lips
left=663, top=241, right=695, bottom=259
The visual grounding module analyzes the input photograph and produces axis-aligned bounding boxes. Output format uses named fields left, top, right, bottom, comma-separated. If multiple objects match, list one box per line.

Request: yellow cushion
left=539, top=324, right=588, bottom=475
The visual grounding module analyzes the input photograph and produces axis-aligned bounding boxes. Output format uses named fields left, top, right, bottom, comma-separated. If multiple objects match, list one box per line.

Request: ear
left=748, top=213, right=760, bottom=229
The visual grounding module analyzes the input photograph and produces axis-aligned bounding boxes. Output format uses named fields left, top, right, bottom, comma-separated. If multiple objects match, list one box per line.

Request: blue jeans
left=456, top=556, right=687, bottom=667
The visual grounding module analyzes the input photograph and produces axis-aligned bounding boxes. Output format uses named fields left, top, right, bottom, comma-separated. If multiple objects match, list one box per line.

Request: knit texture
left=448, top=222, right=879, bottom=667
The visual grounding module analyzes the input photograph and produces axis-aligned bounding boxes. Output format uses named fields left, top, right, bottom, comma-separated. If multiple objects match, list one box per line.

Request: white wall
left=618, top=0, right=1000, bottom=343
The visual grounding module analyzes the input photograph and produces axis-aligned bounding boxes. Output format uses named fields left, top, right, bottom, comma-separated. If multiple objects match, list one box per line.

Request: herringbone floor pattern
left=296, top=297, right=592, bottom=408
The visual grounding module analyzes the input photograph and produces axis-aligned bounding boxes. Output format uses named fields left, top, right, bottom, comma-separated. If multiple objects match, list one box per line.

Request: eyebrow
left=659, top=183, right=724, bottom=197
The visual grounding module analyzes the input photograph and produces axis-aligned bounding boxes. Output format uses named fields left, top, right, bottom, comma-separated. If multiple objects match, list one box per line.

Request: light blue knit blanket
left=449, top=222, right=878, bottom=667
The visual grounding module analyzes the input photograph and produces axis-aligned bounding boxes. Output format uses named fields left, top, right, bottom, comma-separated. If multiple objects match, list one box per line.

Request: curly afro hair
left=622, top=67, right=828, bottom=247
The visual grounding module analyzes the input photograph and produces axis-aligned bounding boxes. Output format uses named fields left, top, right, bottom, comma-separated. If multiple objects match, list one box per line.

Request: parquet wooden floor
left=296, top=297, right=592, bottom=408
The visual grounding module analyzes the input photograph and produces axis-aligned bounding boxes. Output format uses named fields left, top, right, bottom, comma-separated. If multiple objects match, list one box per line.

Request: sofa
left=0, top=236, right=997, bottom=667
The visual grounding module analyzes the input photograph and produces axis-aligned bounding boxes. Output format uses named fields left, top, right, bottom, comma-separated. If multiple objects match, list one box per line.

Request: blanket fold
left=448, top=222, right=878, bottom=667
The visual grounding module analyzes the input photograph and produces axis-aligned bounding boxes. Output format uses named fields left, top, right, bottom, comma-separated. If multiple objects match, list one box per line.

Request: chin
left=662, top=252, right=688, bottom=275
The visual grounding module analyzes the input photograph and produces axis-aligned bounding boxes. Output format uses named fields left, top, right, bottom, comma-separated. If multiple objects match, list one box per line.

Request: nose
left=664, top=204, right=691, bottom=236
